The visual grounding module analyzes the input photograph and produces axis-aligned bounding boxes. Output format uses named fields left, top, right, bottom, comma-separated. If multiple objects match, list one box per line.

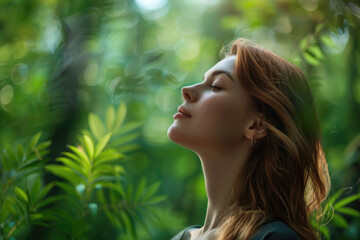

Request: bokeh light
left=0, top=85, right=14, bottom=105
left=135, top=0, right=167, bottom=12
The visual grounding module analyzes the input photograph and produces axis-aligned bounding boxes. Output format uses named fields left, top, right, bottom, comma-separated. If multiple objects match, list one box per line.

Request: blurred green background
left=0, top=0, right=360, bottom=239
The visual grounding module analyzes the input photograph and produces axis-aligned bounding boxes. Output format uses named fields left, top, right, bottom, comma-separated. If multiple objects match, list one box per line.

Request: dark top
left=170, top=219, right=301, bottom=240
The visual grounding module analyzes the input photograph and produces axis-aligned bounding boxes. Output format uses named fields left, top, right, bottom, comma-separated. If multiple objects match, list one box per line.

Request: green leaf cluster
left=0, top=104, right=165, bottom=239
left=0, top=133, right=54, bottom=239
left=311, top=190, right=360, bottom=239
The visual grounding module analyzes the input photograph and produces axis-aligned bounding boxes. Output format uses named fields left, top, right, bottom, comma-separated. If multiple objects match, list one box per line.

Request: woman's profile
left=168, top=38, right=330, bottom=240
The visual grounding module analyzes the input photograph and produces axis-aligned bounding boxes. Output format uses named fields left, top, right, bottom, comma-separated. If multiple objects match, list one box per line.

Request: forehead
left=204, top=55, right=237, bottom=78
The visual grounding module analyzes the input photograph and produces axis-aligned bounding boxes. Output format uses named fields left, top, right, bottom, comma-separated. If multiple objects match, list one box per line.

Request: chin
left=167, top=124, right=181, bottom=143
left=167, top=124, right=193, bottom=149
left=168, top=127, right=210, bottom=156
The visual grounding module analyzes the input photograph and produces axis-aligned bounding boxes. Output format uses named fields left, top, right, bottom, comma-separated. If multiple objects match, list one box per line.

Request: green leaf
left=62, top=151, right=90, bottom=171
left=99, top=190, right=124, bottom=228
left=303, top=51, right=320, bottom=66
left=28, top=140, right=51, bottom=161
left=331, top=213, right=349, bottom=229
left=16, top=144, right=24, bottom=163
left=134, top=178, right=147, bottom=204
left=92, top=165, right=124, bottom=178
left=15, top=166, right=43, bottom=179
left=99, top=182, right=125, bottom=197
left=328, top=190, right=343, bottom=205
left=135, top=207, right=154, bottom=233
left=320, top=35, right=337, bottom=48
left=56, top=157, right=87, bottom=176
left=336, top=207, right=360, bottom=217
left=334, top=193, right=360, bottom=209
left=30, top=212, right=58, bottom=222
left=114, top=165, right=125, bottom=174
left=29, top=132, right=42, bottom=151
left=142, top=182, right=160, bottom=202
left=121, top=210, right=136, bottom=237
left=97, top=190, right=119, bottom=228
left=34, top=141, right=51, bottom=152
left=11, top=195, right=27, bottom=215
left=14, top=186, right=28, bottom=203
left=36, top=183, right=55, bottom=203
left=89, top=113, right=106, bottom=140
left=111, top=132, right=140, bottom=147
left=18, top=157, right=42, bottom=170
left=45, top=165, right=85, bottom=186
left=319, top=224, right=330, bottom=240
left=90, top=176, right=122, bottom=185
left=29, top=220, right=49, bottom=227
left=91, top=165, right=117, bottom=180
left=93, top=149, right=124, bottom=167
left=307, top=45, right=324, bottom=60
left=34, top=196, right=65, bottom=210
left=94, top=133, right=112, bottom=158
left=30, top=177, right=42, bottom=203
left=118, top=122, right=142, bottom=135
left=83, top=134, right=94, bottom=160
left=106, top=106, right=116, bottom=132
left=68, top=145, right=91, bottom=169
left=117, top=144, right=139, bottom=153
left=144, top=195, right=167, bottom=205
left=114, top=102, right=127, bottom=132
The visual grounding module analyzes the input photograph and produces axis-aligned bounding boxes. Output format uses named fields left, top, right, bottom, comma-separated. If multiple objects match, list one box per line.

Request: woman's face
left=167, top=56, right=256, bottom=153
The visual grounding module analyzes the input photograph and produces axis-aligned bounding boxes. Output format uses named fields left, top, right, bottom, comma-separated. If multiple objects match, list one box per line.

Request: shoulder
left=251, top=219, right=301, bottom=240
left=171, top=225, right=202, bottom=240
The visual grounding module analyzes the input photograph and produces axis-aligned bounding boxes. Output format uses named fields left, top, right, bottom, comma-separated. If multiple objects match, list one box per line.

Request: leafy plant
left=0, top=133, right=53, bottom=239
left=329, top=190, right=360, bottom=229
left=0, top=104, right=166, bottom=239
left=43, top=103, right=165, bottom=239
left=311, top=190, right=360, bottom=239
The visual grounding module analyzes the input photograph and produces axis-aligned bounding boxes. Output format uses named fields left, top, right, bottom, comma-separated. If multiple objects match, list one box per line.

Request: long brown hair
left=216, top=39, right=330, bottom=240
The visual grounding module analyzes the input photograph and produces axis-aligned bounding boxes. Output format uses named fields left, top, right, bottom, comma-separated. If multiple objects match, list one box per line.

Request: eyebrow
left=203, top=70, right=235, bottom=82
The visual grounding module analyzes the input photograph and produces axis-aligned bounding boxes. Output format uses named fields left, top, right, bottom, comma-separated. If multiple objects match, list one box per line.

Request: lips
left=178, top=106, right=191, bottom=117
left=173, top=106, right=191, bottom=119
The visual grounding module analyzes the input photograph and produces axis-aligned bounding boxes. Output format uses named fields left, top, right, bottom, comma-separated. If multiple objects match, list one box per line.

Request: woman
left=167, top=38, right=330, bottom=240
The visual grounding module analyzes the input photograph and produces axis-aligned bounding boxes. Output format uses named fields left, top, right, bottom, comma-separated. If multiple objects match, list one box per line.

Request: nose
left=182, top=85, right=197, bottom=102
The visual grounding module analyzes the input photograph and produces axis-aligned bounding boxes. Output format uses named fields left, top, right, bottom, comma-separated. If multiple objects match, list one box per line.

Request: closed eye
left=210, top=85, right=221, bottom=90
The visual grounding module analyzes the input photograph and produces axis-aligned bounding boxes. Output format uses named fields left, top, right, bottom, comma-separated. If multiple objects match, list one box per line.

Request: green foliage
left=329, top=191, right=360, bottom=230
left=311, top=189, right=360, bottom=240
left=97, top=179, right=167, bottom=238
left=0, top=133, right=54, bottom=239
left=0, top=105, right=165, bottom=239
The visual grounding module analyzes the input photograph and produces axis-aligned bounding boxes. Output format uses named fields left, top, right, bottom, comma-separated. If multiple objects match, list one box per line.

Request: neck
left=197, top=143, right=250, bottom=232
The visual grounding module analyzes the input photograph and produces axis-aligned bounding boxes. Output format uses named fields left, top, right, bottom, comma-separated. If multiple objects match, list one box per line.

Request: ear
left=244, top=118, right=267, bottom=141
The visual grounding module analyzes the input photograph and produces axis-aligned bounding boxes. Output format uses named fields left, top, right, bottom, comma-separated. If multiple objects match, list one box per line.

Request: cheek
left=196, top=95, right=247, bottom=136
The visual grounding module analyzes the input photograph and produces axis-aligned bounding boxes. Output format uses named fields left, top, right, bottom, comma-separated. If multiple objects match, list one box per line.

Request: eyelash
left=210, top=85, right=221, bottom=90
